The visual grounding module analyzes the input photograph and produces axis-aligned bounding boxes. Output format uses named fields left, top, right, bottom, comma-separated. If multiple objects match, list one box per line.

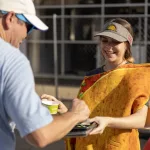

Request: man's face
left=3, top=12, right=28, bottom=48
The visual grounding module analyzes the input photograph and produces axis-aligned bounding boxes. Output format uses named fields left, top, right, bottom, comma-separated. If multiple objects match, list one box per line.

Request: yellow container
left=42, top=100, right=59, bottom=114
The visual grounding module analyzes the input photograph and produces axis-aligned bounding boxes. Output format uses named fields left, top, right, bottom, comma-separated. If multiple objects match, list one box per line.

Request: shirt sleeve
left=3, top=51, right=53, bottom=137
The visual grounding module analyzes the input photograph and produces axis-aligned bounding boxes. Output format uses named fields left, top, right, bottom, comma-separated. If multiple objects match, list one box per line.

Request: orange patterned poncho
left=66, top=63, right=150, bottom=150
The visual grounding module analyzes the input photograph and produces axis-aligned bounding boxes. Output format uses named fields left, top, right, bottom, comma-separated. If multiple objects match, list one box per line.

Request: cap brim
left=24, top=14, right=48, bottom=31
left=95, top=31, right=127, bottom=42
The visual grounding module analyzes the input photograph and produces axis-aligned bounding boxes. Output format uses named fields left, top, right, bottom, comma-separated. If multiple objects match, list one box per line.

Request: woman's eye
left=102, top=40, right=108, bottom=43
left=113, top=41, right=120, bottom=44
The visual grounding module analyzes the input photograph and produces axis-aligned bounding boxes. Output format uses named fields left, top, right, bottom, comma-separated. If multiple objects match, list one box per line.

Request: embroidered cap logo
left=106, top=24, right=116, bottom=31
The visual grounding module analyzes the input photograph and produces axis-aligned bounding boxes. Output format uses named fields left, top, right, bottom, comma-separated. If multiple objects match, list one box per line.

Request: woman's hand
left=88, top=117, right=110, bottom=135
left=41, top=94, right=68, bottom=114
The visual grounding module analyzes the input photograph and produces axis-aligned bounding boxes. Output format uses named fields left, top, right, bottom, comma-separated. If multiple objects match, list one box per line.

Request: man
left=0, top=0, right=90, bottom=149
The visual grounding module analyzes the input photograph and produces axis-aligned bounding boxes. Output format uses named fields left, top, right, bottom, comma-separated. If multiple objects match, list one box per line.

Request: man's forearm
left=26, top=111, right=81, bottom=148
left=49, top=112, right=80, bottom=140
left=108, top=106, right=148, bottom=129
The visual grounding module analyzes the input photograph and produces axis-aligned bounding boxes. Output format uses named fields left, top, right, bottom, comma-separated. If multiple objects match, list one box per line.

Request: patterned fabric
left=143, top=138, right=150, bottom=150
left=66, top=63, right=150, bottom=150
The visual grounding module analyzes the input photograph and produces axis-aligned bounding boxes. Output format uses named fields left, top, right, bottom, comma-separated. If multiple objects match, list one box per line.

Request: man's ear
left=3, top=11, right=16, bottom=30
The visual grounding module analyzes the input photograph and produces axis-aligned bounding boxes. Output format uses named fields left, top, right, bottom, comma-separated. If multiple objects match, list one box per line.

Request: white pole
left=53, top=14, right=58, bottom=98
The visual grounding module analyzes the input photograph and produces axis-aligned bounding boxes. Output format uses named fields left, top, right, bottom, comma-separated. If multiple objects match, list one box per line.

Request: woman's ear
left=124, top=42, right=130, bottom=58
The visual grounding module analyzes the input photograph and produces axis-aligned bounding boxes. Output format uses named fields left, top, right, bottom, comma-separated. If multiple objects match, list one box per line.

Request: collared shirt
left=0, top=38, right=53, bottom=150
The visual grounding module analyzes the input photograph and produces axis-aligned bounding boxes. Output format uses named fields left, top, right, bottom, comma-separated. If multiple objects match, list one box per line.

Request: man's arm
left=25, top=112, right=80, bottom=148
left=3, top=52, right=90, bottom=148
left=25, top=99, right=90, bottom=148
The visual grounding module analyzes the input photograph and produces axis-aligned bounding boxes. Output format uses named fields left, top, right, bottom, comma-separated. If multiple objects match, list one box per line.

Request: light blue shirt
left=0, top=38, right=53, bottom=150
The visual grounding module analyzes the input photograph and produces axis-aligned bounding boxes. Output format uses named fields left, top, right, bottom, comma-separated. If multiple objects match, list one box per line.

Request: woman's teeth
left=106, top=51, right=114, bottom=54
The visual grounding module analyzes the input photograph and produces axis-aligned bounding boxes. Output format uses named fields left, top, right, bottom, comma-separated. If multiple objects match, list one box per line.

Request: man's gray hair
left=0, top=11, right=5, bottom=18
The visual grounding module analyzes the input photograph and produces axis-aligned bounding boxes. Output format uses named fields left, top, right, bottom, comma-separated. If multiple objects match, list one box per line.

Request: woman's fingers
left=90, top=129, right=104, bottom=135
left=89, top=125, right=104, bottom=135
left=58, top=108, right=63, bottom=113
left=80, top=119, right=91, bottom=125
left=88, top=117, right=109, bottom=135
left=41, top=94, right=59, bottom=102
left=48, top=95, right=59, bottom=101
left=41, top=94, right=50, bottom=99
left=88, top=118, right=98, bottom=123
left=41, top=94, right=68, bottom=114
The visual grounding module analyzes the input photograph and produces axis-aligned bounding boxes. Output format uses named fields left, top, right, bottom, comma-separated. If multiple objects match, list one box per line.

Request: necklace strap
left=104, top=60, right=127, bottom=71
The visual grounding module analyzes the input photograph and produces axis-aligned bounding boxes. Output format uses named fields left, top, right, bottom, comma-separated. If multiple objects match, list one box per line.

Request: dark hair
left=109, top=18, right=134, bottom=63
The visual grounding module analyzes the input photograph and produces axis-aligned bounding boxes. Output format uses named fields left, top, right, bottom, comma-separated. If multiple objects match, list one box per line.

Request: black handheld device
left=66, top=122, right=97, bottom=137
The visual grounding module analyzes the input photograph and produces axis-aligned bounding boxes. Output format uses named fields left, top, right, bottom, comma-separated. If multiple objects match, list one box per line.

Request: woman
left=65, top=18, right=150, bottom=150
left=41, top=18, right=150, bottom=150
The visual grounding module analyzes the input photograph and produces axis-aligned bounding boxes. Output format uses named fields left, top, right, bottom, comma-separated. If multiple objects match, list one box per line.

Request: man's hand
left=70, top=98, right=90, bottom=122
left=41, top=94, right=68, bottom=114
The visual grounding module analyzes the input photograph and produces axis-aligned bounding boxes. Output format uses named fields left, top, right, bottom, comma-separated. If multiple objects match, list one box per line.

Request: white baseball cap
left=0, top=0, right=48, bottom=31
